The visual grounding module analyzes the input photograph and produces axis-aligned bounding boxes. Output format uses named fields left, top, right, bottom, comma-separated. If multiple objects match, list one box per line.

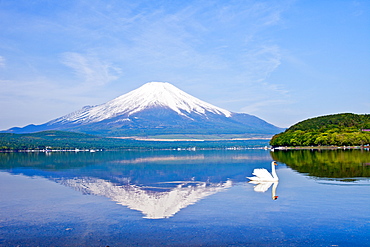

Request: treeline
left=270, top=113, right=370, bottom=147
left=0, top=131, right=128, bottom=150
left=0, top=130, right=269, bottom=151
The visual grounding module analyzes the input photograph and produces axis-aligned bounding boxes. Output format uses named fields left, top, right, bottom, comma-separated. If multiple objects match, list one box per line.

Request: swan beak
left=273, top=162, right=278, bottom=166
left=273, top=196, right=278, bottom=200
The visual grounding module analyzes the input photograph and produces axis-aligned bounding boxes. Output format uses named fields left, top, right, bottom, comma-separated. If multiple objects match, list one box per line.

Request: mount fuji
left=6, top=82, right=283, bottom=137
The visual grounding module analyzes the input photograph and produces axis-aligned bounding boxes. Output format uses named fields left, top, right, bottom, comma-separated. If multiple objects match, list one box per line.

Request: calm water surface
left=0, top=149, right=369, bottom=246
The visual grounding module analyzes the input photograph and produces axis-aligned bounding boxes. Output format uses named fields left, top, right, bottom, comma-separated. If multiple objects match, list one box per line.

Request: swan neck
left=271, top=162, right=278, bottom=179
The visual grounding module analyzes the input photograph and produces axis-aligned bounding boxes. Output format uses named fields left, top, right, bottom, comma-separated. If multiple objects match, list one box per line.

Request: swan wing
left=252, top=168, right=274, bottom=180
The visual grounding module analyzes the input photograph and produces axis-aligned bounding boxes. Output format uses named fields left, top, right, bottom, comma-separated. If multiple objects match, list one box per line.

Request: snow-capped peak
left=51, top=82, right=232, bottom=124
left=49, top=82, right=231, bottom=124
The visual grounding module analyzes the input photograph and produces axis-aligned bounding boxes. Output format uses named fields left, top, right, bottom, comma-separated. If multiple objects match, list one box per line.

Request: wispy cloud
left=97, top=1, right=288, bottom=82
left=0, top=56, right=5, bottom=68
left=60, top=52, right=121, bottom=86
left=240, top=94, right=293, bottom=113
left=239, top=45, right=282, bottom=83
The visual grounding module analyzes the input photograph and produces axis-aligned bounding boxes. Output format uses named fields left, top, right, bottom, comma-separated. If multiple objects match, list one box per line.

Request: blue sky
left=0, top=0, right=369, bottom=130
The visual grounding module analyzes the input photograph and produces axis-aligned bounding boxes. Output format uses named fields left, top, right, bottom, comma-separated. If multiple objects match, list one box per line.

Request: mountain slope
left=6, top=82, right=283, bottom=137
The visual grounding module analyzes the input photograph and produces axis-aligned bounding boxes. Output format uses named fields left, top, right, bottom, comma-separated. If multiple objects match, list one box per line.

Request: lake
left=0, top=149, right=369, bottom=246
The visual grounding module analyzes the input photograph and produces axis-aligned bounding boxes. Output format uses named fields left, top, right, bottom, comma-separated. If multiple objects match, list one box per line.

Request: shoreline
left=111, top=137, right=271, bottom=141
left=272, top=145, right=370, bottom=150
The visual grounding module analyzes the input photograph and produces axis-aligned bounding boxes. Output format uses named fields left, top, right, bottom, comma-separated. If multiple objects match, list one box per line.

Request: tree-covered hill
left=270, top=113, right=370, bottom=147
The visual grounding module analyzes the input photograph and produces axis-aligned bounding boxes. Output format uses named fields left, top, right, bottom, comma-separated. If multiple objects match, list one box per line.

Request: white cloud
left=60, top=52, right=121, bottom=86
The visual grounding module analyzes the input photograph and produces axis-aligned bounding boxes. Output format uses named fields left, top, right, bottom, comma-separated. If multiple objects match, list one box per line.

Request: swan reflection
left=249, top=181, right=279, bottom=200
left=55, top=177, right=232, bottom=219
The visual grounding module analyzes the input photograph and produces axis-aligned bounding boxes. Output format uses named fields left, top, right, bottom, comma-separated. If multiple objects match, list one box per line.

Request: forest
left=270, top=113, right=370, bottom=147
left=0, top=130, right=269, bottom=151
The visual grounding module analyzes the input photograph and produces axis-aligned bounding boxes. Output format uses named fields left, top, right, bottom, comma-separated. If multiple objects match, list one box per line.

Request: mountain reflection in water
left=56, top=177, right=232, bottom=219
left=0, top=150, right=270, bottom=219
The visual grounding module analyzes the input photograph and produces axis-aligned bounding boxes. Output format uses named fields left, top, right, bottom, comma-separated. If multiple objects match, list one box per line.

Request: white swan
left=247, top=161, right=279, bottom=182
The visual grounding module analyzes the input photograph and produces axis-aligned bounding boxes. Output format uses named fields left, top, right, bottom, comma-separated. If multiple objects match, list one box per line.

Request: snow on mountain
left=50, top=82, right=231, bottom=125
